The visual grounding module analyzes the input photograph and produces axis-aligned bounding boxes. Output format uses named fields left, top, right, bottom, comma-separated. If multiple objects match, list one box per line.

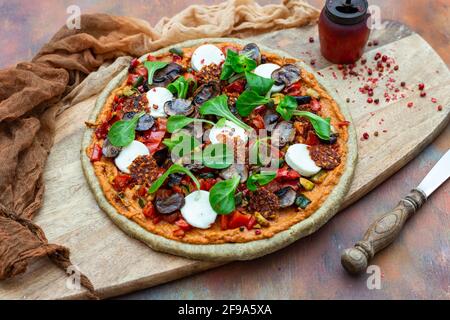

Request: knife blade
left=417, top=149, right=450, bottom=197
left=341, top=149, right=450, bottom=274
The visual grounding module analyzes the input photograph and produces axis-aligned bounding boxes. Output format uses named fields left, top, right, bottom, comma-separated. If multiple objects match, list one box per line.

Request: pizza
left=81, top=38, right=357, bottom=260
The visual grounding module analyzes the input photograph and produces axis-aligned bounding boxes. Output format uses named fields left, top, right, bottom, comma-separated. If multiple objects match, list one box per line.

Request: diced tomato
left=172, top=55, right=182, bottom=63
left=135, top=66, right=148, bottom=78
left=310, top=99, right=321, bottom=112
left=95, top=122, right=109, bottom=139
left=142, top=202, right=156, bottom=218
left=200, top=178, right=217, bottom=191
left=155, top=118, right=167, bottom=132
left=142, top=130, right=166, bottom=154
left=281, top=180, right=299, bottom=191
left=137, top=186, right=147, bottom=197
left=183, top=72, right=196, bottom=81
left=337, top=120, right=350, bottom=128
left=276, top=167, right=301, bottom=181
left=225, top=79, right=246, bottom=94
left=162, top=213, right=179, bottom=224
left=130, top=58, right=139, bottom=69
left=152, top=216, right=161, bottom=224
left=175, top=219, right=192, bottom=231
left=173, top=229, right=185, bottom=237
left=246, top=216, right=257, bottom=230
left=285, top=82, right=302, bottom=96
left=305, top=131, right=320, bottom=145
left=221, top=45, right=239, bottom=55
left=228, top=211, right=251, bottom=229
left=250, top=114, right=265, bottom=130
left=220, top=215, right=229, bottom=230
left=127, top=73, right=139, bottom=85
left=253, top=105, right=267, bottom=114
left=90, top=144, right=102, bottom=162
left=147, top=54, right=156, bottom=61
left=112, top=174, right=131, bottom=191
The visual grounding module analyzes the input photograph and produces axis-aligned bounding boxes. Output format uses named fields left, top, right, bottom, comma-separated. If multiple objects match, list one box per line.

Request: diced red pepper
left=130, top=58, right=139, bottom=69
left=95, top=122, right=109, bottom=139
left=183, top=72, right=196, bottom=82
left=305, top=131, right=320, bottom=145
left=310, top=99, right=321, bottom=112
left=172, top=55, right=182, bottom=63
left=90, top=144, right=102, bottom=162
left=200, top=178, right=217, bottom=191
left=253, top=105, right=267, bottom=115
left=142, top=130, right=166, bottom=154
left=126, top=73, right=140, bottom=85
left=221, top=45, right=239, bottom=55
left=147, top=54, right=156, bottom=61
left=337, top=120, right=350, bottom=128
left=228, top=211, right=251, bottom=229
left=175, top=218, right=192, bottom=231
left=152, top=216, right=161, bottom=224
left=220, top=215, right=229, bottom=230
left=276, top=167, right=301, bottom=181
left=135, top=66, right=148, bottom=78
left=285, top=82, right=302, bottom=96
left=112, top=174, right=131, bottom=191
left=225, top=79, right=246, bottom=94
left=137, top=186, right=147, bottom=197
left=246, top=216, right=257, bottom=230
left=250, top=114, right=265, bottom=130
left=142, top=202, right=156, bottom=219
left=155, top=118, right=167, bottom=132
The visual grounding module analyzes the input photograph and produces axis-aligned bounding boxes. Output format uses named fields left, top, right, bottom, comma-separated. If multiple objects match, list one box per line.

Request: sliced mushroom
left=153, top=147, right=168, bottom=167
left=122, top=112, right=155, bottom=131
left=239, top=43, right=261, bottom=65
left=271, top=64, right=301, bottom=87
left=192, top=81, right=220, bottom=106
left=164, top=98, right=194, bottom=116
left=275, top=187, right=297, bottom=208
left=220, top=164, right=248, bottom=183
left=136, top=114, right=155, bottom=131
left=263, top=111, right=280, bottom=133
left=153, top=63, right=183, bottom=87
left=271, top=121, right=295, bottom=147
left=102, top=138, right=121, bottom=158
left=155, top=193, right=185, bottom=214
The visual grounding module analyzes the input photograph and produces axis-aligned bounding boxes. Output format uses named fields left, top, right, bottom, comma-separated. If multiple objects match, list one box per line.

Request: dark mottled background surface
left=0, top=0, right=448, bottom=299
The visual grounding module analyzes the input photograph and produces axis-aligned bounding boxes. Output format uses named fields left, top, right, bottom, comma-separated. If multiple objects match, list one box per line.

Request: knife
left=341, top=149, right=450, bottom=274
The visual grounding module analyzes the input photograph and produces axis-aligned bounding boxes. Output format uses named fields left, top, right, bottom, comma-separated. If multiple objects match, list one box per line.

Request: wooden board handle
left=341, top=189, right=426, bottom=274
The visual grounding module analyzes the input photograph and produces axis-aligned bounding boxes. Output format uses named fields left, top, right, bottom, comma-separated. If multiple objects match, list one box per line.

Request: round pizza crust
left=81, top=38, right=358, bottom=261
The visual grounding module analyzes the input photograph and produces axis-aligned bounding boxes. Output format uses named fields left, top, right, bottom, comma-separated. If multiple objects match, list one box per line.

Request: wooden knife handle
left=341, top=189, right=426, bottom=274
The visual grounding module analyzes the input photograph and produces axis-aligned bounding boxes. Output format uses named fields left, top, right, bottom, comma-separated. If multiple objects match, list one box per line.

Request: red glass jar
left=319, top=0, right=370, bottom=64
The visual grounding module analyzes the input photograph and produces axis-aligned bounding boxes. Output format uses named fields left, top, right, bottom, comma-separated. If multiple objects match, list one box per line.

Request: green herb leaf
left=199, top=95, right=252, bottom=131
left=200, top=143, right=233, bottom=169
left=293, top=111, right=331, bottom=140
left=236, top=90, right=270, bottom=117
left=166, top=115, right=215, bottom=133
left=246, top=171, right=276, bottom=191
left=144, top=61, right=169, bottom=85
left=220, top=50, right=257, bottom=80
left=209, top=175, right=240, bottom=214
left=148, top=163, right=200, bottom=194
left=275, top=95, right=298, bottom=121
left=163, top=132, right=200, bottom=157
left=107, top=111, right=144, bottom=147
left=167, top=76, right=195, bottom=99
left=245, top=71, right=274, bottom=96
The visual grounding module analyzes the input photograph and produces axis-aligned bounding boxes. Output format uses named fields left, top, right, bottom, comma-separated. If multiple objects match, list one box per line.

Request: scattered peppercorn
left=420, top=91, right=427, bottom=97
left=431, top=97, right=437, bottom=103
left=367, top=98, right=373, bottom=103
left=362, top=132, right=369, bottom=140
left=394, top=65, right=399, bottom=71
left=374, top=131, right=379, bottom=137
left=407, top=102, right=413, bottom=108
left=418, top=83, right=425, bottom=90
left=374, top=98, right=379, bottom=104
left=309, top=37, right=314, bottom=43
left=400, top=81, right=406, bottom=87
left=382, top=55, right=388, bottom=62
left=361, top=58, right=367, bottom=64
left=310, top=59, right=316, bottom=66
left=239, top=226, right=245, bottom=232
left=367, top=41, right=372, bottom=47
left=346, top=98, right=350, bottom=103
left=437, top=105, right=443, bottom=111
left=374, top=52, right=381, bottom=60
left=255, top=230, right=262, bottom=235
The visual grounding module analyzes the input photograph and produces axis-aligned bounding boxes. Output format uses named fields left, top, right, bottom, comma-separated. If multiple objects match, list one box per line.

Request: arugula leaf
left=163, top=132, right=200, bottom=157
left=200, top=143, right=233, bottom=169
left=275, top=96, right=331, bottom=140
left=245, top=71, right=274, bottom=96
left=209, top=175, right=240, bottom=214
left=199, top=95, right=252, bottom=131
left=220, top=50, right=257, bottom=80
left=275, top=95, right=298, bottom=121
left=167, top=76, right=196, bottom=99
left=249, top=137, right=271, bottom=166
left=107, top=111, right=144, bottom=147
left=293, top=111, right=331, bottom=140
left=148, top=163, right=200, bottom=194
left=246, top=171, right=277, bottom=191
left=166, top=115, right=215, bottom=133
left=236, top=90, right=270, bottom=117
left=143, top=61, right=169, bottom=85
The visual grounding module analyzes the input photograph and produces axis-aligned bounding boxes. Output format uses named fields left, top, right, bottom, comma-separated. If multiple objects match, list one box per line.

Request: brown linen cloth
left=0, top=0, right=318, bottom=297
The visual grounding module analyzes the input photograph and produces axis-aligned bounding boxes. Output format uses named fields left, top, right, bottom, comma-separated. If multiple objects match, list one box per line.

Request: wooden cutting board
left=1, top=21, right=448, bottom=300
